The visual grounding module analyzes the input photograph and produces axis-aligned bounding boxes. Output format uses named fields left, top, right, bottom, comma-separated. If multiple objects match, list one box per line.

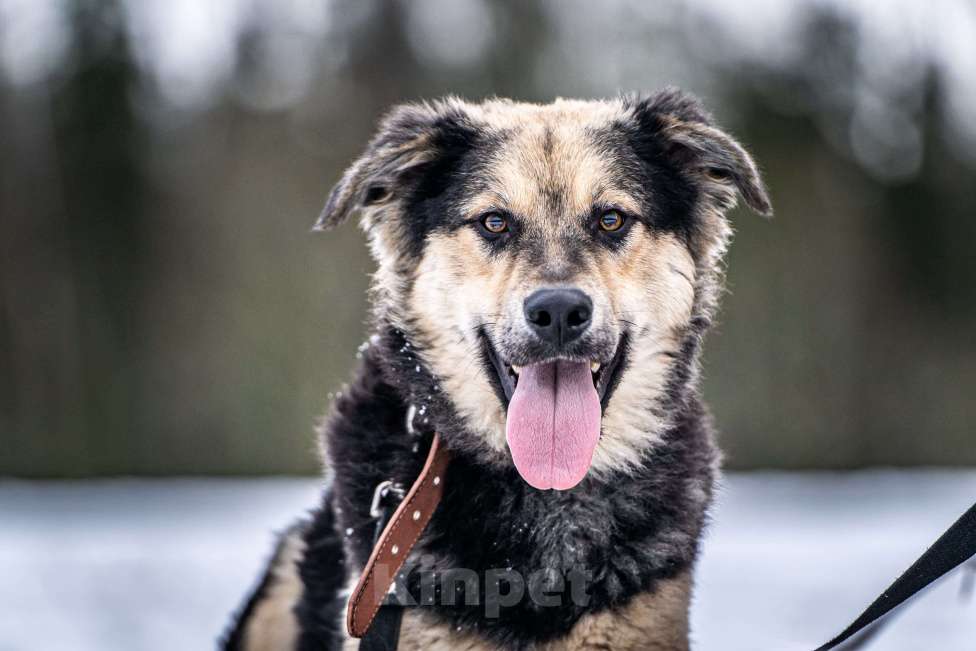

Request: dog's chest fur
left=341, top=572, right=691, bottom=651
left=310, top=343, right=717, bottom=650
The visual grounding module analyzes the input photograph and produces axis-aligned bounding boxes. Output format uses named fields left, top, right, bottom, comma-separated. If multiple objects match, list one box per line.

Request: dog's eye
left=480, top=213, right=509, bottom=235
left=704, top=167, right=732, bottom=182
left=598, top=210, right=626, bottom=232
left=363, top=184, right=392, bottom=205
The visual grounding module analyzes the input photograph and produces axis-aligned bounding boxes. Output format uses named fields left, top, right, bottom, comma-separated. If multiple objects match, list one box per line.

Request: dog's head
left=317, top=90, right=770, bottom=490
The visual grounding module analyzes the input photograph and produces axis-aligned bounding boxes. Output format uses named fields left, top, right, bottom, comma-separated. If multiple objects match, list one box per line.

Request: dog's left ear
left=314, top=99, right=475, bottom=231
left=627, top=89, right=773, bottom=217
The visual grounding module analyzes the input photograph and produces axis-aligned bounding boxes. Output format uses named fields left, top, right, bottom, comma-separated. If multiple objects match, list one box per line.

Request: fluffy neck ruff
left=323, top=328, right=718, bottom=647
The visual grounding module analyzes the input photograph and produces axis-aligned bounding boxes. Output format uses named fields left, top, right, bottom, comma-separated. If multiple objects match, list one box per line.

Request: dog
left=222, top=88, right=771, bottom=651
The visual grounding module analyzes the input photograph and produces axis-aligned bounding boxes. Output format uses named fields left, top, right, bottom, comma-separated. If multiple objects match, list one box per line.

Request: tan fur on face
left=408, top=230, right=509, bottom=452
left=402, top=101, right=701, bottom=475
left=387, top=571, right=691, bottom=651
left=459, top=114, right=641, bottom=225
left=594, top=232, right=696, bottom=474
left=408, top=227, right=696, bottom=475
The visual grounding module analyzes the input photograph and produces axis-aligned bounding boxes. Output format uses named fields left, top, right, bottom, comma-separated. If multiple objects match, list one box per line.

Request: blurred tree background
left=1, top=0, right=974, bottom=477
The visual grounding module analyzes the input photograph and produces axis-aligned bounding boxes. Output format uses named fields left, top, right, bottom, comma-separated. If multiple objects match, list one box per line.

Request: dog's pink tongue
left=505, top=360, right=601, bottom=490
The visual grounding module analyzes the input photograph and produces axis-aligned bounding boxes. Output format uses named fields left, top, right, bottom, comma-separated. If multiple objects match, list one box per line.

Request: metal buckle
left=369, top=480, right=405, bottom=519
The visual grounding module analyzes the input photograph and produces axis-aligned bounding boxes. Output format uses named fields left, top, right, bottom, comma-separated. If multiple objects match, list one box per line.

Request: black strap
left=814, top=502, right=976, bottom=650
left=358, top=484, right=406, bottom=651
left=359, top=604, right=403, bottom=651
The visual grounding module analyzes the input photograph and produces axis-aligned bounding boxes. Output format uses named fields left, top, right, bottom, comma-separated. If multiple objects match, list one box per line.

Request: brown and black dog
left=224, top=88, right=771, bottom=650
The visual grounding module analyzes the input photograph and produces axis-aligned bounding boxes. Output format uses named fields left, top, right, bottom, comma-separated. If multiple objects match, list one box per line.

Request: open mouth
left=480, top=330, right=629, bottom=491
left=481, top=331, right=629, bottom=412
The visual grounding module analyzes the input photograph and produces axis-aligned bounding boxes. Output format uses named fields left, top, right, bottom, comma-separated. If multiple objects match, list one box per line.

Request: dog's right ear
left=313, top=100, right=474, bottom=231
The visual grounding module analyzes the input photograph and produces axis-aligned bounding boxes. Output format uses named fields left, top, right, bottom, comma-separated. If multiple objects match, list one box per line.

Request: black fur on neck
left=299, top=318, right=718, bottom=648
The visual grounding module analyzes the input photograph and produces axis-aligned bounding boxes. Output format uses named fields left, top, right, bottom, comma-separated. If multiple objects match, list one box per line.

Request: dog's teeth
left=590, top=361, right=601, bottom=373
left=511, top=365, right=522, bottom=375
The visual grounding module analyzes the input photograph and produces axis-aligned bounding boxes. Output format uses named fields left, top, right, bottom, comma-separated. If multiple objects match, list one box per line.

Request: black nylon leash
left=358, top=481, right=406, bottom=651
left=814, top=502, right=976, bottom=650
left=358, top=604, right=402, bottom=651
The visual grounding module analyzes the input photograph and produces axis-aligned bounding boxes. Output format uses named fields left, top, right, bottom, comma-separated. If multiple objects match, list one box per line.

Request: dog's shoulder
left=220, top=519, right=310, bottom=651
left=222, top=490, right=349, bottom=651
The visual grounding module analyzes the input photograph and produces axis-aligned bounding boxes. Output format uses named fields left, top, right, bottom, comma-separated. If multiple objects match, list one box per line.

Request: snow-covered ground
left=0, top=471, right=973, bottom=650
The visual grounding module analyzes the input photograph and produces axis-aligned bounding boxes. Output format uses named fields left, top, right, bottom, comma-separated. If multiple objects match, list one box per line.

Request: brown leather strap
left=347, top=433, right=451, bottom=638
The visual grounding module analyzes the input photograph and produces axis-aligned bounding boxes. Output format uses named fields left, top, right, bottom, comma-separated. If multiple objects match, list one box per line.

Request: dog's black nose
left=523, top=288, right=593, bottom=347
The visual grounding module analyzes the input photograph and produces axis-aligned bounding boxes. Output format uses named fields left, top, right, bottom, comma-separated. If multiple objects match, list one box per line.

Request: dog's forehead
left=460, top=100, right=642, bottom=222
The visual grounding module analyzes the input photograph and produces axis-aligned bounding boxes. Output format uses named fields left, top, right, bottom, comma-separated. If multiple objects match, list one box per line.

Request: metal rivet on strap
left=433, top=476, right=440, bottom=486
left=391, top=544, right=399, bottom=555
left=412, top=510, right=421, bottom=521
